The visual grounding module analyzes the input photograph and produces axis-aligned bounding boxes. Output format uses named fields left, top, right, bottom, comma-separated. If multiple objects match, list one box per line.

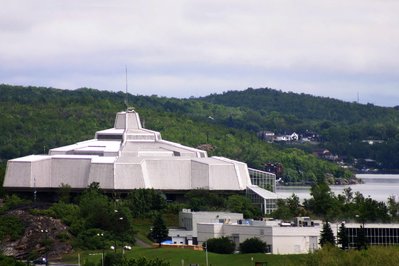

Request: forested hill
left=200, top=88, right=399, bottom=125
left=198, top=88, right=399, bottom=170
left=0, top=84, right=353, bottom=188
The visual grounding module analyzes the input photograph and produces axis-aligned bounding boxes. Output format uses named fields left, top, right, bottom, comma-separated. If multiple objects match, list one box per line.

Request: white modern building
left=169, top=209, right=243, bottom=245
left=4, top=109, right=278, bottom=213
left=197, top=218, right=321, bottom=254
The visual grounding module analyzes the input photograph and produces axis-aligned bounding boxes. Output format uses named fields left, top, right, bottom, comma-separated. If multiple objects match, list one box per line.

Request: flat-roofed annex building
left=4, top=109, right=277, bottom=212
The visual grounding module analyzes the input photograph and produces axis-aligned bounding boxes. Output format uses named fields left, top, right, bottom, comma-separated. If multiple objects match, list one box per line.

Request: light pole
left=119, top=217, right=124, bottom=256
left=41, top=229, right=49, bottom=266
left=97, top=233, right=104, bottom=266
left=113, top=210, right=124, bottom=254
left=89, top=253, right=103, bottom=266
left=205, top=241, right=209, bottom=266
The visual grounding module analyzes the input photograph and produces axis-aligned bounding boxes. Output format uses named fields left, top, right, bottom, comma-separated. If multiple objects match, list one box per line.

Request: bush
left=0, top=254, right=24, bottom=266
left=0, top=215, right=25, bottom=241
left=239, top=237, right=267, bottom=253
left=203, top=237, right=235, bottom=254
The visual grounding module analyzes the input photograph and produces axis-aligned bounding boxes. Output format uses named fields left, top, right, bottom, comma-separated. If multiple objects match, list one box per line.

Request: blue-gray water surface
left=276, top=174, right=399, bottom=202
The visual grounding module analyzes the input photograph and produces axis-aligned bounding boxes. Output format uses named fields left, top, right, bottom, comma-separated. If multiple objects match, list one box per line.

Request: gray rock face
left=1, top=210, right=72, bottom=259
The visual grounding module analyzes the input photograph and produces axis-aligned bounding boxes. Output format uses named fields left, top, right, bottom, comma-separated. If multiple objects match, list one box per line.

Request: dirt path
left=134, top=237, right=152, bottom=248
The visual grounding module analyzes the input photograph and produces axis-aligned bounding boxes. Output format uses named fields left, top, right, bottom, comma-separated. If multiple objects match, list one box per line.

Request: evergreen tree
left=337, top=223, right=349, bottom=250
left=355, top=225, right=368, bottom=250
left=150, top=214, right=169, bottom=247
left=319, top=221, right=336, bottom=247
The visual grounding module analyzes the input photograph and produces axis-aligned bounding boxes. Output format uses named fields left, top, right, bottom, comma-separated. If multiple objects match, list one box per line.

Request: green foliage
left=387, top=195, right=399, bottom=221
left=305, top=182, right=337, bottom=220
left=149, top=215, right=169, bottom=245
left=185, top=189, right=226, bottom=211
left=0, top=194, right=31, bottom=213
left=0, top=215, right=25, bottom=241
left=103, top=253, right=170, bottom=266
left=0, top=254, right=24, bottom=266
left=57, top=183, right=72, bottom=203
left=302, top=184, right=391, bottom=223
left=125, top=189, right=166, bottom=218
left=337, top=223, right=349, bottom=250
left=319, top=222, right=336, bottom=247
left=355, top=226, right=368, bottom=250
left=45, top=202, right=81, bottom=226
left=353, top=192, right=390, bottom=223
left=104, top=252, right=123, bottom=266
left=0, top=163, right=6, bottom=197
left=226, top=195, right=261, bottom=218
left=239, top=237, right=267, bottom=253
left=271, top=194, right=307, bottom=220
left=78, top=185, right=114, bottom=230
left=204, top=237, right=236, bottom=254
left=74, top=228, right=107, bottom=250
left=0, top=84, right=355, bottom=188
left=305, top=246, right=399, bottom=266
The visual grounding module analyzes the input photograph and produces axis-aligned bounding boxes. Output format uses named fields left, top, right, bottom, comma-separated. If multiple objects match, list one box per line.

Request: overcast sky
left=1, top=0, right=398, bottom=106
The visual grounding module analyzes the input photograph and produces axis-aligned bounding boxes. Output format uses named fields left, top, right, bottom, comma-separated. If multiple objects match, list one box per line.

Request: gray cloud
left=1, top=0, right=398, bottom=106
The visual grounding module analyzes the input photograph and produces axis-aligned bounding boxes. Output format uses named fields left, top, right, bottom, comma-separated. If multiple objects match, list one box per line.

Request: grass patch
left=66, top=247, right=306, bottom=266
left=132, top=213, right=179, bottom=246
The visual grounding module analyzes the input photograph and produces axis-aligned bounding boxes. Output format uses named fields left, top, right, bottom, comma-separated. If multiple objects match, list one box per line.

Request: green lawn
left=71, top=247, right=306, bottom=266
left=132, top=213, right=179, bottom=246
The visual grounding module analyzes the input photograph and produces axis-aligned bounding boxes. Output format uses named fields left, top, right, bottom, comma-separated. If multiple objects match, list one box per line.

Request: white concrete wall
left=196, top=223, right=321, bottom=254
left=51, top=158, right=91, bottom=188
left=222, top=224, right=273, bottom=246
left=114, top=161, right=147, bottom=189
left=88, top=163, right=115, bottom=189
left=235, top=163, right=251, bottom=188
left=209, top=164, right=240, bottom=190
left=181, top=211, right=244, bottom=237
left=197, top=223, right=224, bottom=243
left=114, top=112, right=126, bottom=129
left=145, top=159, right=191, bottom=190
left=4, top=161, right=32, bottom=187
left=271, top=227, right=320, bottom=254
left=31, top=158, right=52, bottom=187
left=191, top=161, right=209, bottom=189
left=126, top=112, right=141, bottom=129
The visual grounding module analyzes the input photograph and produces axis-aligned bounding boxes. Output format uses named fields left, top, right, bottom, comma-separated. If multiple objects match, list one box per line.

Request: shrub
left=203, top=237, right=235, bottom=254
left=0, top=215, right=25, bottom=241
left=0, top=254, right=25, bottom=266
left=239, top=237, right=267, bottom=253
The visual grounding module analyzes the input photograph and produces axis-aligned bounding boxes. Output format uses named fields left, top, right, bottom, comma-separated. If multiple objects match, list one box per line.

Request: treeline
left=0, top=84, right=352, bottom=183
left=0, top=184, right=259, bottom=258
left=273, top=183, right=399, bottom=223
left=198, top=88, right=399, bottom=170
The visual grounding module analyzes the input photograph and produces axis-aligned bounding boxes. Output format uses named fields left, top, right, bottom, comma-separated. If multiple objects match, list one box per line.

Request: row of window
left=347, top=227, right=399, bottom=246
left=249, top=168, right=276, bottom=192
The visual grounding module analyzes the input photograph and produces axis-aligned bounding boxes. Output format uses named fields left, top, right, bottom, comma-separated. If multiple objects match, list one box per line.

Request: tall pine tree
left=355, top=225, right=368, bottom=250
left=150, top=214, right=169, bottom=247
left=320, top=221, right=336, bottom=247
left=337, top=222, right=349, bottom=250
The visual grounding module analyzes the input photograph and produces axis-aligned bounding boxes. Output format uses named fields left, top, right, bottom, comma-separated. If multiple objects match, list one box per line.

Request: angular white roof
left=4, top=109, right=256, bottom=192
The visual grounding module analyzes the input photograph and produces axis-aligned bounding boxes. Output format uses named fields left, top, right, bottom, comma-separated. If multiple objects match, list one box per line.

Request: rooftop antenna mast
left=124, top=66, right=129, bottom=110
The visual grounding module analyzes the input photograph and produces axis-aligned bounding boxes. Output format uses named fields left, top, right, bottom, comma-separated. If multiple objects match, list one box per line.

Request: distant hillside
left=200, top=88, right=399, bottom=125
left=0, top=84, right=353, bottom=189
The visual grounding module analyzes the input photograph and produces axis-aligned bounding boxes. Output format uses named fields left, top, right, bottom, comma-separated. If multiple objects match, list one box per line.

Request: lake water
left=276, top=174, right=399, bottom=202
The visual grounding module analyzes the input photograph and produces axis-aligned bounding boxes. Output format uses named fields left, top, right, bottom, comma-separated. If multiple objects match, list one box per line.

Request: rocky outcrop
left=0, top=210, right=73, bottom=259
